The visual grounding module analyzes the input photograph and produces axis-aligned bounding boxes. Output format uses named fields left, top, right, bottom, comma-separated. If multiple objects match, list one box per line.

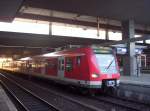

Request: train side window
left=66, top=58, right=73, bottom=72
left=77, top=56, right=81, bottom=66
left=61, top=59, right=64, bottom=70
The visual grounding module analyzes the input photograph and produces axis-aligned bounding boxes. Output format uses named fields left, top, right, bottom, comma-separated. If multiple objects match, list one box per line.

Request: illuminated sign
left=93, top=48, right=112, bottom=54
left=116, top=48, right=127, bottom=54
left=116, top=48, right=143, bottom=55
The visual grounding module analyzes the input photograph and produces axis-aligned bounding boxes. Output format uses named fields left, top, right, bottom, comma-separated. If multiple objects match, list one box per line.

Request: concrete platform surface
left=120, top=73, right=150, bottom=86
left=0, top=83, right=17, bottom=111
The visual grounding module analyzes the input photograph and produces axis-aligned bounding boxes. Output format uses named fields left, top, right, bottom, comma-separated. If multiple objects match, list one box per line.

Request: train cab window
left=76, top=56, right=81, bottom=66
left=66, top=58, right=73, bottom=72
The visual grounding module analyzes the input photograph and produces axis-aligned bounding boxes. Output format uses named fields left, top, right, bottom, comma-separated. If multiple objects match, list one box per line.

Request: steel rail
left=0, top=74, right=60, bottom=111
left=3, top=71, right=150, bottom=111
left=0, top=72, right=100, bottom=111
left=92, top=95, right=150, bottom=111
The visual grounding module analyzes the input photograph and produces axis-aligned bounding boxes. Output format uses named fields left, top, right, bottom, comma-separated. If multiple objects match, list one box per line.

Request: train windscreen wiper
left=106, top=59, right=114, bottom=70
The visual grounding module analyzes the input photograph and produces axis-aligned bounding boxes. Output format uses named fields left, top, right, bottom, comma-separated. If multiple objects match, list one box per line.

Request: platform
left=118, top=74, right=150, bottom=104
left=120, top=73, right=150, bottom=86
left=0, top=83, right=17, bottom=111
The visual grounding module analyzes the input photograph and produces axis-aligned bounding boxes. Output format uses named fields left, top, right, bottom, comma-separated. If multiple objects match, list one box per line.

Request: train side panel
left=13, top=47, right=120, bottom=90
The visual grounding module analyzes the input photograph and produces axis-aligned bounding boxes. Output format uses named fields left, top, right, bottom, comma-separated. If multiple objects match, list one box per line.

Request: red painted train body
left=16, top=46, right=120, bottom=90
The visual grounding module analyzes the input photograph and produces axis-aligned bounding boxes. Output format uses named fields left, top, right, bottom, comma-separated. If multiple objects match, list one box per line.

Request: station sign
left=116, top=47, right=143, bottom=55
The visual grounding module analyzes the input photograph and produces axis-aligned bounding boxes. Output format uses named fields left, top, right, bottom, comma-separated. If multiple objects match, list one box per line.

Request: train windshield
left=95, top=54, right=118, bottom=74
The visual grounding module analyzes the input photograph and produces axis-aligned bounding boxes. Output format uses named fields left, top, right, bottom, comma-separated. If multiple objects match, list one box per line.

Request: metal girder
left=16, top=13, right=120, bottom=30
left=0, top=47, right=43, bottom=59
left=0, top=31, right=107, bottom=47
left=0, top=31, right=149, bottom=50
left=16, top=13, right=150, bottom=34
left=23, top=0, right=150, bottom=25
left=102, top=36, right=150, bottom=46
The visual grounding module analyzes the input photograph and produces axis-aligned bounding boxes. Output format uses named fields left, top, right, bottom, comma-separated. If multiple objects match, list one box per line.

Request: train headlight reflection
left=92, top=73, right=99, bottom=78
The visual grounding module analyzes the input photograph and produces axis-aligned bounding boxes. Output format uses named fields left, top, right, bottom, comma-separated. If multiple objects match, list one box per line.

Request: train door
left=58, top=57, right=65, bottom=78
left=41, top=60, right=46, bottom=74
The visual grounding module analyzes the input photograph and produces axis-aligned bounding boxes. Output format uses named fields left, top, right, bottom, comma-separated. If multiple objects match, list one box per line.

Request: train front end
left=89, top=47, right=120, bottom=91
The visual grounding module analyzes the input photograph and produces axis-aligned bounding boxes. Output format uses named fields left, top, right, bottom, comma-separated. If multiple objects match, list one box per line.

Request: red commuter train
left=15, top=46, right=120, bottom=92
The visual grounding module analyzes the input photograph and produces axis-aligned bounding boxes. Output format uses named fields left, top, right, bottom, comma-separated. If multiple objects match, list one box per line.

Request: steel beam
left=16, top=13, right=150, bottom=35
left=102, top=36, right=150, bottom=46
left=0, top=31, right=107, bottom=47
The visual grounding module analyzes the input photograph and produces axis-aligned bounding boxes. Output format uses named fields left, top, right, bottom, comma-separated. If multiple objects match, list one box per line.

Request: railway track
left=92, top=95, right=150, bottom=111
left=0, top=73, right=101, bottom=111
left=1, top=71, right=150, bottom=111
left=29, top=76, right=150, bottom=111
left=0, top=75, right=59, bottom=111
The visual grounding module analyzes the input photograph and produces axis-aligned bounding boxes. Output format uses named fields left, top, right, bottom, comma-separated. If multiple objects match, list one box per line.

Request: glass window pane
left=66, top=58, right=73, bottom=71
left=95, top=54, right=118, bottom=74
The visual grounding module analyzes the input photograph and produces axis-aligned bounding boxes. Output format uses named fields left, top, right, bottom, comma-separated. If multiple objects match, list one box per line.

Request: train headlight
left=92, top=73, right=99, bottom=78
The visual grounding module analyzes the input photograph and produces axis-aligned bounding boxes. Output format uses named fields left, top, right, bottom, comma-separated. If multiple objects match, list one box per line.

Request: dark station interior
left=0, top=1, right=150, bottom=111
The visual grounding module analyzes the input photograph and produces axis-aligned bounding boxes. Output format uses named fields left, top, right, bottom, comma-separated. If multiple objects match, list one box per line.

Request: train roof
left=18, top=45, right=113, bottom=61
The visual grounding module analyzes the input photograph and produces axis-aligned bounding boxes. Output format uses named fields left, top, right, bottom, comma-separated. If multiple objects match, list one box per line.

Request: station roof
left=0, top=0, right=150, bottom=58
left=0, top=31, right=107, bottom=58
left=23, top=0, right=150, bottom=25
left=1, top=0, right=150, bottom=25
left=0, top=0, right=23, bottom=22
left=0, top=31, right=107, bottom=47
left=0, top=31, right=149, bottom=58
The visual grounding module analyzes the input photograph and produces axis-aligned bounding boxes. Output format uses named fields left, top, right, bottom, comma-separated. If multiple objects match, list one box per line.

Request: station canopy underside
left=0, top=31, right=109, bottom=48
left=0, top=0, right=150, bottom=57
left=23, top=0, right=150, bottom=25
left=0, top=31, right=149, bottom=57
left=1, top=0, right=150, bottom=25
left=0, top=31, right=109, bottom=57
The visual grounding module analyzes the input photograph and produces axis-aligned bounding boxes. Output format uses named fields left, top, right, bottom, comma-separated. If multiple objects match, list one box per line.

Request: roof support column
left=122, top=20, right=137, bottom=76
left=106, top=29, right=109, bottom=40
left=49, top=22, right=52, bottom=35
left=49, top=11, right=53, bottom=35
